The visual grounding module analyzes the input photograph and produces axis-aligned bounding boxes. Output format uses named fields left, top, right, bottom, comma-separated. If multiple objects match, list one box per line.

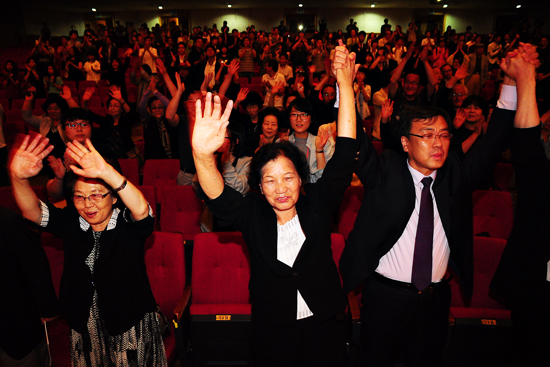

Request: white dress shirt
left=376, top=163, right=450, bottom=283
left=277, top=215, right=314, bottom=320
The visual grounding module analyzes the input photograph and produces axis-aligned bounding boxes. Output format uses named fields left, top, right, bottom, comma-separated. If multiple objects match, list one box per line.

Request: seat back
left=191, top=232, right=251, bottom=313
left=493, top=162, right=514, bottom=192
left=450, top=236, right=509, bottom=318
left=142, top=159, right=180, bottom=204
left=144, top=231, right=186, bottom=325
left=335, top=186, right=364, bottom=240
left=0, top=186, right=48, bottom=214
left=118, top=158, right=140, bottom=186
left=135, top=185, right=158, bottom=228
left=472, top=190, right=513, bottom=240
left=160, top=185, right=203, bottom=240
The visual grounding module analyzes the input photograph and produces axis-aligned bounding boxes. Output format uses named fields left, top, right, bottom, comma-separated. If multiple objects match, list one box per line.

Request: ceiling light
left=298, top=25, right=303, bottom=31
left=228, top=4, right=232, bottom=7
left=158, top=5, right=163, bottom=9
left=443, top=4, right=448, bottom=7
left=371, top=4, right=375, bottom=7
left=91, top=8, right=96, bottom=11
left=299, top=3, right=303, bottom=7
left=516, top=4, right=521, bottom=8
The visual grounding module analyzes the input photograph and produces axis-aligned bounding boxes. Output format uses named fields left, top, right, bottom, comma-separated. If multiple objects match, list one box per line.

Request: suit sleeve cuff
left=496, top=85, right=517, bottom=111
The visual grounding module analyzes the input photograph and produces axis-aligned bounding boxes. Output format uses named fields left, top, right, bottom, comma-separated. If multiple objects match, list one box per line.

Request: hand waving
left=10, top=135, right=54, bottom=180
left=381, top=99, right=394, bottom=120
left=65, top=139, right=109, bottom=179
left=192, top=93, right=234, bottom=157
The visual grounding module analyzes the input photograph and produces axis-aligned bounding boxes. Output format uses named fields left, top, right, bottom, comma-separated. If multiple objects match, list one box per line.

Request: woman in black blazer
left=192, top=41, right=359, bottom=366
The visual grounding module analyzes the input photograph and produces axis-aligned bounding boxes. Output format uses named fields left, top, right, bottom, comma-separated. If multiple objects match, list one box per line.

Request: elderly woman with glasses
left=192, top=41, right=359, bottom=366
left=10, top=135, right=168, bottom=366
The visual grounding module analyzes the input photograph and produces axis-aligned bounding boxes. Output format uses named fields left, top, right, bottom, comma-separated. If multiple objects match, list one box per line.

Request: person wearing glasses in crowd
left=287, top=98, right=334, bottom=183
left=10, top=135, right=167, bottom=366
left=192, top=40, right=359, bottom=367
left=340, top=43, right=538, bottom=367
left=46, top=108, right=121, bottom=204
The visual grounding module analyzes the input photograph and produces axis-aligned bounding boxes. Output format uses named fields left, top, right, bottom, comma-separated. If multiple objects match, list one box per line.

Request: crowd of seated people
left=0, top=14, right=549, bottom=365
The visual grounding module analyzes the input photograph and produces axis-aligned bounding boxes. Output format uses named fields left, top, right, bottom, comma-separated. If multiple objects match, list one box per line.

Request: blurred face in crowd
left=65, top=119, right=92, bottom=144
left=433, top=68, right=443, bottom=84
left=451, top=85, right=468, bottom=108
left=402, top=73, right=421, bottom=99
left=464, top=103, right=483, bottom=123
left=290, top=107, right=311, bottom=138
left=46, top=103, right=62, bottom=121
left=441, top=64, right=453, bottom=80
left=149, top=99, right=165, bottom=120
left=322, top=86, right=336, bottom=105
left=246, top=104, right=260, bottom=119
left=108, top=99, right=123, bottom=117
left=262, top=115, right=279, bottom=139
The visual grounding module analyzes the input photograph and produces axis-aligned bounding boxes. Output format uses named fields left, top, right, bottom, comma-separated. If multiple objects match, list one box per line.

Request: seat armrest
left=173, top=284, right=192, bottom=326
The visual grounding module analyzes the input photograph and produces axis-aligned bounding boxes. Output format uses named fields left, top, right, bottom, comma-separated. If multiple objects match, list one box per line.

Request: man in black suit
left=339, top=46, right=538, bottom=366
left=0, top=207, right=59, bottom=366
left=491, top=43, right=549, bottom=367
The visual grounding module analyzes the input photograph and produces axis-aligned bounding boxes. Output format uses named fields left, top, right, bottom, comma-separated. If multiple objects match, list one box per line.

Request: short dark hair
left=42, top=95, right=69, bottom=115
left=242, top=91, right=263, bottom=108
left=287, top=98, right=316, bottom=131
left=226, top=121, right=246, bottom=158
left=204, top=44, right=216, bottom=53
left=258, top=107, right=280, bottom=126
left=248, top=140, right=310, bottom=188
left=65, top=108, right=89, bottom=124
left=266, top=58, right=278, bottom=72
left=398, top=106, right=451, bottom=138
left=462, top=95, right=489, bottom=118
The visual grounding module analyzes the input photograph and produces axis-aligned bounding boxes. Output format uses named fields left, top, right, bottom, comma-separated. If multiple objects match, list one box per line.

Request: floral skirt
left=69, top=292, right=167, bottom=367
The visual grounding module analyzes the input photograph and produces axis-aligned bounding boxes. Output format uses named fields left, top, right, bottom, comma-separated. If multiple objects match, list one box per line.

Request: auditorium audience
left=1, top=15, right=550, bottom=364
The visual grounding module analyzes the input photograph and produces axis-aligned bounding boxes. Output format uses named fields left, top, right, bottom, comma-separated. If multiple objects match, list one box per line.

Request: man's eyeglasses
left=66, top=122, right=91, bottom=129
left=409, top=133, right=452, bottom=141
left=404, top=80, right=420, bottom=86
left=452, top=93, right=466, bottom=98
left=73, top=192, right=110, bottom=204
left=290, top=113, right=309, bottom=120
left=323, top=92, right=336, bottom=97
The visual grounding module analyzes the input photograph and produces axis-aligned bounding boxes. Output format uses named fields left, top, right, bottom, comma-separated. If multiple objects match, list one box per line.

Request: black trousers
left=359, top=274, right=451, bottom=367
left=251, top=313, right=346, bottom=367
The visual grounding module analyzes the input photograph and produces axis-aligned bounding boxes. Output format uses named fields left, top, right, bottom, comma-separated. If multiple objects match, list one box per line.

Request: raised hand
left=175, top=72, right=185, bottom=94
left=109, top=85, right=122, bottom=101
left=192, top=93, right=234, bottom=157
left=332, top=39, right=359, bottom=86
left=227, top=59, right=240, bottom=76
left=258, top=134, right=268, bottom=148
left=10, top=135, right=54, bottom=180
left=296, top=82, right=305, bottom=96
left=315, top=128, right=331, bottom=151
left=454, top=64, right=469, bottom=80
left=82, top=87, right=95, bottom=102
left=500, top=43, right=539, bottom=82
left=65, top=139, right=109, bottom=179
left=272, top=81, right=285, bottom=96
left=47, top=156, right=66, bottom=180
left=155, top=58, right=167, bottom=75
left=236, top=87, right=249, bottom=103
left=453, top=108, right=467, bottom=129
left=149, top=77, right=157, bottom=93
left=60, top=86, right=72, bottom=101
left=309, top=64, right=317, bottom=74
left=381, top=99, right=394, bottom=120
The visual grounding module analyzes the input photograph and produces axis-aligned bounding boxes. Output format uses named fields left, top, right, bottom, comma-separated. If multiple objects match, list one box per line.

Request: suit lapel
left=258, top=199, right=296, bottom=276
left=293, top=198, right=317, bottom=268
